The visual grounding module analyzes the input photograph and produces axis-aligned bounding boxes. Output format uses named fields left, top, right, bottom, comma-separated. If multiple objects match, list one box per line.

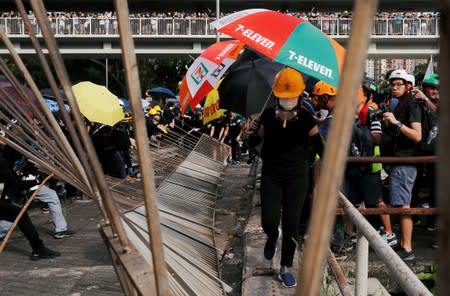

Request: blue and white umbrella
left=44, top=98, right=71, bottom=113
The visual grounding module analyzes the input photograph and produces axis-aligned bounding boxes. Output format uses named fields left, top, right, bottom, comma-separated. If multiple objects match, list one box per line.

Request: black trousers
left=0, top=200, right=44, bottom=251
left=260, top=165, right=309, bottom=267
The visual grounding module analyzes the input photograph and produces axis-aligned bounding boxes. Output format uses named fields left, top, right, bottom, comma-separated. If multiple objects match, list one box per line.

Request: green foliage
left=413, top=63, right=430, bottom=85
left=4, top=57, right=191, bottom=99
left=139, top=58, right=191, bottom=94
left=416, top=262, right=438, bottom=295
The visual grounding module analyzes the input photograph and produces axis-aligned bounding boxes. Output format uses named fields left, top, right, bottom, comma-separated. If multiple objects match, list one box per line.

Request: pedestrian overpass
left=0, top=16, right=440, bottom=58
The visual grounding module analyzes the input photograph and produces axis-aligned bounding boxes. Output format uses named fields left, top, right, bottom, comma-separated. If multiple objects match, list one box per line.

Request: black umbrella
left=40, top=88, right=67, bottom=101
left=218, top=53, right=283, bottom=116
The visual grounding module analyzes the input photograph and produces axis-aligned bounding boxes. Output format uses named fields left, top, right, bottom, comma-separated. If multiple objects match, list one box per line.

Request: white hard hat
left=389, top=69, right=414, bottom=85
left=406, top=74, right=415, bottom=86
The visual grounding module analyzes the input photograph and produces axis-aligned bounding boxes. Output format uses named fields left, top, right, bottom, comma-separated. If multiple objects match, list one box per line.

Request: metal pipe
left=355, top=231, right=368, bottom=296
left=437, top=2, right=450, bottom=294
left=216, top=0, right=220, bottom=42
left=326, top=249, right=353, bottom=296
left=339, top=192, right=432, bottom=295
left=336, top=207, right=437, bottom=215
left=347, top=155, right=435, bottom=163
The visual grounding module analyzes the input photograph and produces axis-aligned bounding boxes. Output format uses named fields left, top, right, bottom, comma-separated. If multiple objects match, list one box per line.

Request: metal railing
left=328, top=155, right=436, bottom=295
left=0, top=17, right=440, bottom=37
left=338, top=192, right=432, bottom=296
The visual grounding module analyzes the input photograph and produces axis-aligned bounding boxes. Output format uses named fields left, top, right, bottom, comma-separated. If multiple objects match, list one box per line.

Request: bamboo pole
left=14, top=0, right=95, bottom=194
left=0, top=174, right=53, bottom=254
left=297, top=0, right=379, bottom=295
left=437, top=0, right=449, bottom=293
left=30, top=0, right=131, bottom=251
left=114, top=1, right=171, bottom=295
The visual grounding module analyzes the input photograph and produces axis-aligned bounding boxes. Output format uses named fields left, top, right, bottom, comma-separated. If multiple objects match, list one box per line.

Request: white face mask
left=279, top=98, right=298, bottom=110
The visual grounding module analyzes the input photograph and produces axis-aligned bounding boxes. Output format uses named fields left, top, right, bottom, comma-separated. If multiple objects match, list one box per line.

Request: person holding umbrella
left=246, top=67, right=324, bottom=288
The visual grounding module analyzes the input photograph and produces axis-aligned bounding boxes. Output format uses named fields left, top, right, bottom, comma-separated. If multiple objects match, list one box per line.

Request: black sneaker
left=31, top=247, right=61, bottom=260
left=264, top=239, right=277, bottom=260
left=397, top=248, right=415, bottom=261
left=53, top=229, right=76, bottom=239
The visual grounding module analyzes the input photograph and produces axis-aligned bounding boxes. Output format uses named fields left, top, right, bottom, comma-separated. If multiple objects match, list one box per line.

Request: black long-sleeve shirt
left=0, top=152, right=38, bottom=200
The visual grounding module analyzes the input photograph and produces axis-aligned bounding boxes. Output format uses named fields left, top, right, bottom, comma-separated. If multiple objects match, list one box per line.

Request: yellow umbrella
left=72, top=81, right=124, bottom=126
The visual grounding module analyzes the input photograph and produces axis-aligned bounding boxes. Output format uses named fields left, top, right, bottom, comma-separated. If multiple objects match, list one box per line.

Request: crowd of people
left=0, top=9, right=439, bottom=36
left=0, top=61, right=440, bottom=296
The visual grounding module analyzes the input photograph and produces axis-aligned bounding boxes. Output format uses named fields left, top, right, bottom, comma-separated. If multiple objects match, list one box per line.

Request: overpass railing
left=0, top=17, right=440, bottom=37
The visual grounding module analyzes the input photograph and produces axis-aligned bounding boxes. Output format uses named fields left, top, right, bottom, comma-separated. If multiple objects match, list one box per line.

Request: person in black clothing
left=91, top=122, right=133, bottom=179
left=224, top=111, right=243, bottom=165
left=246, top=68, right=323, bottom=288
left=0, top=151, right=60, bottom=260
left=145, top=108, right=168, bottom=140
left=382, top=69, right=422, bottom=261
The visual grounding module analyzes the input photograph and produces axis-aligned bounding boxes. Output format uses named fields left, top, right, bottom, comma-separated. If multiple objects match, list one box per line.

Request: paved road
left=0, top=199, right=123, bottom=296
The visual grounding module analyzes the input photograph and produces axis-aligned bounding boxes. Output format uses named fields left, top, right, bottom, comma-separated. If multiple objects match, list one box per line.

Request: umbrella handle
left=259, top=90, right=274, bottom=114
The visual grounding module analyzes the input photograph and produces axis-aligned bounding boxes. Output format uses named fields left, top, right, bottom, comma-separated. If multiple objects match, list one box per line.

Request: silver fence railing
left=338, top=192, right=432, bottom=296
left=0, top=16, right=440, bottom=37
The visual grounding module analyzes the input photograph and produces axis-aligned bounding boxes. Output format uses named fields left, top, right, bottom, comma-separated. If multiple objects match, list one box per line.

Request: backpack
left=414, top=101, right=438, bottom=156
left=346, top=121, right=375, bottom=177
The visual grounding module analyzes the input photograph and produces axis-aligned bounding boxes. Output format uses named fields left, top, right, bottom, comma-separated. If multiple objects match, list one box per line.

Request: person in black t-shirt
left=382, top=69, right=422, bottom=261
left=245, top=68, right=323, bottom=288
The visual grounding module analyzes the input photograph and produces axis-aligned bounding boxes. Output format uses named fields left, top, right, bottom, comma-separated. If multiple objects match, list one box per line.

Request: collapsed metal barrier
left=103, top=134, right=232, bottom=295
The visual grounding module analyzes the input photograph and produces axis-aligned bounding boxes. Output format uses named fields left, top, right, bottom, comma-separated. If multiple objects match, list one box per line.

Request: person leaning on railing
left=0, top=11, right=440, bottom=37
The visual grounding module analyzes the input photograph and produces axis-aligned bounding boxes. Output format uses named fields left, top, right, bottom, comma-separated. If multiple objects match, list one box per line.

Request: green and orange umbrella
left=212, top=9, right=345, bottom=87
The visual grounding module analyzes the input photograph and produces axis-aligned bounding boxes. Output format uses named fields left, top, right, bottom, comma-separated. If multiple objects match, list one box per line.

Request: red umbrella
left=179, top=40, right=244, bottom=113
left=212, top=9, right=345, bottom=87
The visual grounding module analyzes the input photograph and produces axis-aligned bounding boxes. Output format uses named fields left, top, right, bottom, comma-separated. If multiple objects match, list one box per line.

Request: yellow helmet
left=153, top=105, right=161, bottom=112
left=148, top=108, right=158, bottom=116
left=123, top=112, right=132, bottom=120
left=273, top=68, right=305, bottom=99
left=358, top=86, right=366, bottom=104
left=311, top=81, right=337, bottom=96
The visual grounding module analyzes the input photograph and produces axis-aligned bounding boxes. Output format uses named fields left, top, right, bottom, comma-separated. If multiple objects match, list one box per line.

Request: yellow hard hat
left=153, top=105, right=161, bottom=112
left=148, top=108, right=158, bottom=115
left=358, top=86, right=366, bottom=104
left=273, top=68, right=305, bottom=99
left=311, top=81, right=338, bottom=96
left=123, top=112, right=132, bottom=120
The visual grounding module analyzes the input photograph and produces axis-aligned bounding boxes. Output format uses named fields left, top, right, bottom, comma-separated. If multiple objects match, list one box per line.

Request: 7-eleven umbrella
left=212, top=9, right=345, bottom=87
left=179, top=40, right=244, bottom=113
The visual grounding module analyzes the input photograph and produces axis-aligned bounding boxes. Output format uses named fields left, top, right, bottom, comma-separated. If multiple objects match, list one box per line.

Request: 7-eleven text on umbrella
left=288, top=50, right=333, bottom=79
left=235, top=24, right=275, bottom=50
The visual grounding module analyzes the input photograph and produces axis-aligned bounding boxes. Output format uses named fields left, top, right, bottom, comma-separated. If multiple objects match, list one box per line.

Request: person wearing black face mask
left=245, top=67, right=323, bottom=288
